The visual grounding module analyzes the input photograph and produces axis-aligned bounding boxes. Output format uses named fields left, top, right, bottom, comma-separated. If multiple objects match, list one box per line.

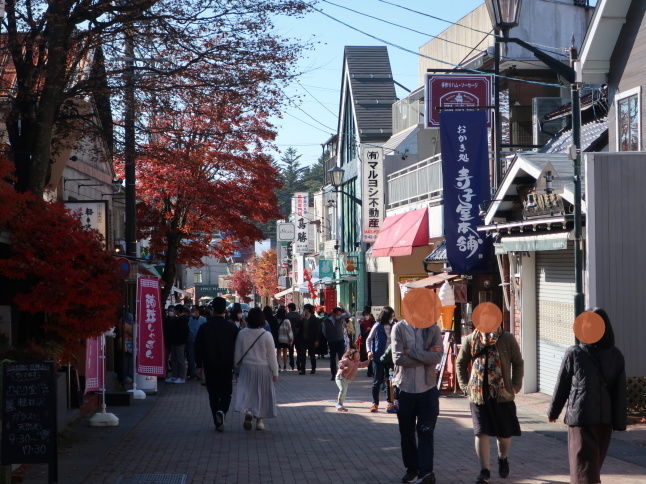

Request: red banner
left=84, top=335, right=104, bottom=394
left=136, top=276, right=166, bottom=376
left=425, top=74, right=493, bottom=128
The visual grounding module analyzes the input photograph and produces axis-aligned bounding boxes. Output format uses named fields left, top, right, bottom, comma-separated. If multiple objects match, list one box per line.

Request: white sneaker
left=255, top=419, right=265, bottom=431
left=165, top=377, right=177, bottom=383
left=174, top=378, right=186, bottom=384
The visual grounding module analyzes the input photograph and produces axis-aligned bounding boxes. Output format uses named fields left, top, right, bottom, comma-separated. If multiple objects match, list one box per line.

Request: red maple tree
left=230, top=264, right=255, bottom=303
left=123, top=91, right=283, bottom=303
left=250, top=250, right=278, bottom=299
left=0, top=159, right=122, bottom=358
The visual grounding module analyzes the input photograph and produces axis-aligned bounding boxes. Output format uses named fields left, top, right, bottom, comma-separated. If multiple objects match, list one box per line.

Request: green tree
left=300, top=150, right=327, bottom=194
left=277, top=147, right=306, bottom=217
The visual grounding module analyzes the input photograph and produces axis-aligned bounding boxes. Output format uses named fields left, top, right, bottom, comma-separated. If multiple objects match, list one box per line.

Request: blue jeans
left=397, top=387, right=440, bottom=476
left=186, top=341, right=197, bottom=378
left=371, top=359, right=385, bottom=406
left=336, top=375, right=351, bottom=404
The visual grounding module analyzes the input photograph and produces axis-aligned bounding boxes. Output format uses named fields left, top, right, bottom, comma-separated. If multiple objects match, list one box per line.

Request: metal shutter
left=536, top=246, right=575, bottom=395
left=369, top=272, right=389, bottom=307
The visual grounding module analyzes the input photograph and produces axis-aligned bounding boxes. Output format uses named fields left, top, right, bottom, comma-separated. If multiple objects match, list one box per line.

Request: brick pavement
left=17, top=358, right=646, bottom=484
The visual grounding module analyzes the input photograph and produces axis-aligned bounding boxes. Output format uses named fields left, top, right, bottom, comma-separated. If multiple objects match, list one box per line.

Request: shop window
left=617, top=87, right=641, bottom=151
left=193, top=271, right=203, bottom=284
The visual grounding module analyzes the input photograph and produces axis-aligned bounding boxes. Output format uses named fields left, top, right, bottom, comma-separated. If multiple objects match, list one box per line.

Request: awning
left=495, top=231, right=571, bottom=254
left=274, top=287, right=295, bottom=299
left=172, top=286, right=192, bottom=296
left=372, top=207, right=429, bottom=257
left=405, top=273, right=458, bottom=289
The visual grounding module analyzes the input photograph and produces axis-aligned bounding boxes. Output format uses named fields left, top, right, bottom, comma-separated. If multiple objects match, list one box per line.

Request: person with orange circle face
left=547, top=308, right=627, bottom=484
left=456, top=303, right=524, bottom=484
left=392, top=289, right=444, bottom=484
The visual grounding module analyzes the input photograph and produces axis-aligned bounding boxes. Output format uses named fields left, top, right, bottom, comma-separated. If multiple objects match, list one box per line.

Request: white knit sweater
left=234, top=327, right=279, bottom=377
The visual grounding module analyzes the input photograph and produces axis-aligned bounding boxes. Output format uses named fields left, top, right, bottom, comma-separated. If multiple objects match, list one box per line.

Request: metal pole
left=124, top=34, right=137, bottom=258
left=571, top=47, right=584, bottom=319
left=494, top=30, right=503, bottom=189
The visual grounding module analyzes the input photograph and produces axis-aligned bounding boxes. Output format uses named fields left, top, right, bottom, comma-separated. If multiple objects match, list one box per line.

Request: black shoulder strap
left=236, top=332, right=265, bottom=367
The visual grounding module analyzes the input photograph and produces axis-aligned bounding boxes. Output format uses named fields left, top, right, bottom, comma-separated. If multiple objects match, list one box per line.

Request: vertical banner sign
left=65, top=200, right=109, bottom=246
left=362, top=147, right=384, bottom=243
left=440, top=111, right=492, bottom=273
left=137, top=276, right=166, bottom=376
left=292, top=192, right=310, bottom=253
left=84, top=334, right=104, bottom=393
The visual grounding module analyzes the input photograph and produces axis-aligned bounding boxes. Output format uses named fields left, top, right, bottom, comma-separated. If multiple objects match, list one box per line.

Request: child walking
left=335, top=348, right=371, bottom=412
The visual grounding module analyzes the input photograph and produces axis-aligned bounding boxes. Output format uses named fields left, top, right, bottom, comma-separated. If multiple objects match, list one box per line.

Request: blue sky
left=270, top=0, right=485, bottom=166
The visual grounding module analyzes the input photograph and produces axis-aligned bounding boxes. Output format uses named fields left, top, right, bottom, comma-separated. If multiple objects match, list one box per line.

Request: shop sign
left=425, top=74, right=493, bottom=128
left=440, top=110, right=492, bottom=273
left=362, top=147, right=384, bottom=243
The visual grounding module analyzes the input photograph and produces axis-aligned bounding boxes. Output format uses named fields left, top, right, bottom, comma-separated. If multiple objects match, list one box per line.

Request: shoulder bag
left=236, top=332, right=265, bottom=367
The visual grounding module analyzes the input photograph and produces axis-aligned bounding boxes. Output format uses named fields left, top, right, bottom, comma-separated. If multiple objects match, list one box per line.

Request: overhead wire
left=309, top=5, right=567, bottom=89
left=376, top=0, right=569, bottom=58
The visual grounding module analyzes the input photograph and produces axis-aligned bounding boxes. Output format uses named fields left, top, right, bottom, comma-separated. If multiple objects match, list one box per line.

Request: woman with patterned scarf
left=456, top=303, right=524, bottom=484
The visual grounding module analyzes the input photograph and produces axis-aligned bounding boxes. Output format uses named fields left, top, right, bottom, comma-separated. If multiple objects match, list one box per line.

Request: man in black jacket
left=196, top=297, right=239, bottom=432
left=298, top=304, right=320, bottom=375
left=286, top=302, right=302, bottom=371
left=165, top=304, right=190, bottom=384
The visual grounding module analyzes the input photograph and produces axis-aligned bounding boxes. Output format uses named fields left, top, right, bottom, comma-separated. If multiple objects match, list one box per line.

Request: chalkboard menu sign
left=1, top=361, right=57, bottom=473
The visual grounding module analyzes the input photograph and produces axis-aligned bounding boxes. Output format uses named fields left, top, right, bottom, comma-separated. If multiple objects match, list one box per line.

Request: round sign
left=116, top=257, right=131, bottom=279
left=472, top=302, right=503, bottom=333
left=401, top=288, right=442, bottom=329
left=573, top=311, right=605, bottom=344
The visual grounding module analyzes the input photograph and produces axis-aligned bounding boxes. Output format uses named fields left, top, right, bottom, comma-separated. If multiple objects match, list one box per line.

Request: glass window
left=617, top=88, right=640, bottom=151
left=193, top=271, right=202, bottom=284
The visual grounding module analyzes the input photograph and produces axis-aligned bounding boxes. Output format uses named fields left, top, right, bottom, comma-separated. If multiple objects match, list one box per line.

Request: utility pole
left=124, top=33, right=137, bottom=258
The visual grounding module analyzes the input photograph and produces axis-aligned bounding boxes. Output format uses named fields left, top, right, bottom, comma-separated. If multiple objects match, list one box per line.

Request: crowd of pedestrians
left=153, top=295, right=626, bottom=484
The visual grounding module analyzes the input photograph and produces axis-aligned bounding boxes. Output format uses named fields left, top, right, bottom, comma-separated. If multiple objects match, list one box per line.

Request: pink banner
left=85, top=335, right=104, bottom=393
left=136, top=276, right=166, bottom=376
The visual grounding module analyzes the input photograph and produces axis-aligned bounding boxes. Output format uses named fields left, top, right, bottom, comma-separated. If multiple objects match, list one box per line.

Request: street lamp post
left=485, top=0, right=584, bottom=318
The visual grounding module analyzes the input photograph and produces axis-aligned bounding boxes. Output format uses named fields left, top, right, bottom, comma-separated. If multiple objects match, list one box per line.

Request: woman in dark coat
left=547, top=308, right=627, bottom=484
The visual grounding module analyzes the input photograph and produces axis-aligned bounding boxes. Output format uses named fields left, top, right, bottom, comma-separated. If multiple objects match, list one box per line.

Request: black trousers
left=205, top=369, right=234, bottom=425
left=296, top=340, right=318, bottom=372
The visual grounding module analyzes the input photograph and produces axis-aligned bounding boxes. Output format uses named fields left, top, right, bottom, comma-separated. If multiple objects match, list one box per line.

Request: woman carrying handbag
left=234, top=307, right=279, bottom=431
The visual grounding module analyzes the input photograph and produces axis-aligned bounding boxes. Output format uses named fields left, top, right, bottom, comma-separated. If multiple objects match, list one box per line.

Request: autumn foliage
left=250, top=250, right=278, bottom=299
left=230, top=264, right=255, bottom=302
left=0, top=159, right=122, bottom=358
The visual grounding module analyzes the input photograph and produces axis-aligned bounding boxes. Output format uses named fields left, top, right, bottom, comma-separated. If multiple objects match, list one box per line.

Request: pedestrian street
left=20, top=364, right=646, bottom=484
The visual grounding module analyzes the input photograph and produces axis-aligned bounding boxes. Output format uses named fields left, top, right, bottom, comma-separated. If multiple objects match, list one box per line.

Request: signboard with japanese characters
left=425, top=74, right=493, bottom=128
left=292, top=192, right=314, bottom=253
left=65, top=200, right=109, bottom=246
left=439, top=110, right=492, bottom=273
left=362, top=147, right=384, bottom=243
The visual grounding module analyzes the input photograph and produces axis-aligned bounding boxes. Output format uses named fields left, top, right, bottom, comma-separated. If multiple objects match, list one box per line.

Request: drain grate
left=116, top=475, right=187, bottom=484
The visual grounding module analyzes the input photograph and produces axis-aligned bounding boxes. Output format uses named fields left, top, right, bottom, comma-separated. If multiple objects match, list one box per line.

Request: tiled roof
left=424, top=239, right=448, bottom=263
left=541, top=118, right=608, bottom=154
left=344, top=46, right=397, bottom=141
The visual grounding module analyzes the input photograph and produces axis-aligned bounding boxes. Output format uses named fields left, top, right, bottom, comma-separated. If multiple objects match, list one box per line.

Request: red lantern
left=303, top=269, right=309, bottom=276
left=305, top=274, right=311, bottom=282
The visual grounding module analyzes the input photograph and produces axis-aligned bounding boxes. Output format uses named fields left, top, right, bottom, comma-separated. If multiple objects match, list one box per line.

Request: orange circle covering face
left=472, top=302, right=503, bottom=333
left=401, top=288, right=442, bottom=328
left=573, top=311, right=605, bottom=344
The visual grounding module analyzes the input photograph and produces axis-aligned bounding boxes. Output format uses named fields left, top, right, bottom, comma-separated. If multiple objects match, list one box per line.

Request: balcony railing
left=387, top=154, right=443, bottom=208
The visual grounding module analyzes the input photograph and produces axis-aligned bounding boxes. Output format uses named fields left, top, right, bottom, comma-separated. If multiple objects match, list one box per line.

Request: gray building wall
left=586, top=152, right=646, bottom=376
left=607, top=1, right=646, bottom=151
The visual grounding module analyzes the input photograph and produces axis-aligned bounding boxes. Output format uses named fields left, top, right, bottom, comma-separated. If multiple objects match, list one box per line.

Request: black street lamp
left=485, top=0, right=584, bottom=318
left=327, top=166, right=362, bottom=206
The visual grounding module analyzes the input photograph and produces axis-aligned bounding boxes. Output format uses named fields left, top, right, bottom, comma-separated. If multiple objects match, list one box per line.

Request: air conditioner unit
left=532, top=97, right=567, bottom=148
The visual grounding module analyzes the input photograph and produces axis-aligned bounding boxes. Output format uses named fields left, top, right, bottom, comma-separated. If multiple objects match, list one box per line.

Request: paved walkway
left=17, top=359, right=646, bottom=484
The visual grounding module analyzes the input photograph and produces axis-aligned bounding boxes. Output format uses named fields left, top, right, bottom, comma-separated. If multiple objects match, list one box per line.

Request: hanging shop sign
left=440, top=110, right=492, bottom=273
left=425, top=74, right=493, bottom=128
left=362, top=147, right=384, bottom=243
left=65, top=200, right=109, bottom=246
